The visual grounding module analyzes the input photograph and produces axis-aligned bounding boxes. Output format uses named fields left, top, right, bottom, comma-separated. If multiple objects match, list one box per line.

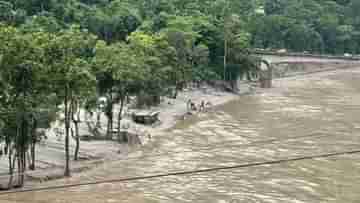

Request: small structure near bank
left=132, top=110, right=160, bottom=125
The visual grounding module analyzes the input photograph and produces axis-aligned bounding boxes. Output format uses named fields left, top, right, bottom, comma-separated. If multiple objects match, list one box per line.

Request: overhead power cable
left=0, top=132, right=331, bottom=179
left=0, top=148, right=359, bottom=196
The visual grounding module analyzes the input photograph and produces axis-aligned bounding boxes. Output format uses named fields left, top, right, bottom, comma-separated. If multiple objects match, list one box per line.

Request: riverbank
left=0, top=84, right=248, bottom=187
left=126, top=83, right=251, bottom=134
left=2, top=58, right=359, bottom=189
left=3, top=63, right=360, bottom=189
left=12, top=66, right=360, bottom=203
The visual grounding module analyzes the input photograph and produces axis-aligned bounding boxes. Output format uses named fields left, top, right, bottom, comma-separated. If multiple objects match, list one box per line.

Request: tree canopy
left=0, top=0, right=359, bottom=188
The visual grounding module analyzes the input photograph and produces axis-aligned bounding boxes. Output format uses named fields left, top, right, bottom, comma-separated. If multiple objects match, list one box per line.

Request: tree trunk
left=64, top=86, right=71, bottom=177
left=74, top=124, right=80, bottom=161
left=20, top=149, right=26, bottom=186
left=17, top=153, right=23, bottom=187
left=71, top=100, right=81, bottom=161
left=17, top=116, right=27, bottom=187
left=117, top=95, right=126, bottom=143
left=29, top=143, right=35, bottom=170
left=223, top=2, right=229, bottom=82
left=224, top=35, right=228, bottom=81
left=171, top=72, right=179, bottom=99
left=173, top=87, right=178, bottom=99
left=106, top=91, right=113, bottom=140
left=29, top=118, right=37, bottom=170
left=7, top=148, right=16, bottom=189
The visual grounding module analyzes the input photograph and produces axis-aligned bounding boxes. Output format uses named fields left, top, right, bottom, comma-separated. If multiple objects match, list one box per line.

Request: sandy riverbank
left=0, top=84, right=249, bottom=185
left=124, top=84, right=249, bottom=135
left=4, top=59, right=359, bottom=186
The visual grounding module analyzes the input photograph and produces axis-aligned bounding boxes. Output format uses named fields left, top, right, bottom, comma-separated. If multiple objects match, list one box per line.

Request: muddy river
left=1, top=68, right=360, bottom=203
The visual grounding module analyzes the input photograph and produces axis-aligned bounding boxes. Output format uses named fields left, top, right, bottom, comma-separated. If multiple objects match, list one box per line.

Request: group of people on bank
left=186, top=99, right=212, bottom=113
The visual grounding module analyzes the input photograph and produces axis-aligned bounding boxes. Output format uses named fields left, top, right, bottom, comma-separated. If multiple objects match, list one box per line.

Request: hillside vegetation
left=0, top=0, right=358, bottom=188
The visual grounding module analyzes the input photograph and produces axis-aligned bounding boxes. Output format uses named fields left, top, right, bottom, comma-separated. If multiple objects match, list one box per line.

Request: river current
left=1, top=68, right=360, bottom=203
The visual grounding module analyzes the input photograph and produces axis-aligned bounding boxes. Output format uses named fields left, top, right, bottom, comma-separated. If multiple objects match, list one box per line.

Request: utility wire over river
left=1, top=67, right=360, bottom=202
left=1, top=148, right=360, bottom=196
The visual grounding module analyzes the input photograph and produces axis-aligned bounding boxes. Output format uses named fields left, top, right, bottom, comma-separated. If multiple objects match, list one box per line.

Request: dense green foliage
left=0, top=0, right=359, bottom=188
left=258, top=0, right=360, bottom=54
left=1, top=0, right=358, bottom=55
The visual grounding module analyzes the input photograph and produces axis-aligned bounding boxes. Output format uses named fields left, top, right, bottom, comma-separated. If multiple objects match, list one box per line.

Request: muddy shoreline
left=4, top=61, right=360, bottom=189
left=3, top=85, right=246, bottom=188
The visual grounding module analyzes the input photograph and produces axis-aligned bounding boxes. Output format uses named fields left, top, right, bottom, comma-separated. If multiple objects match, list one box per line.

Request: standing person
left=187, top=99, right=192, bottom=112
left=205, top=101, right=213, bottom=111
left=199, top=100, right=205, bottom=112
left=191, top=102, right=197, bottom=111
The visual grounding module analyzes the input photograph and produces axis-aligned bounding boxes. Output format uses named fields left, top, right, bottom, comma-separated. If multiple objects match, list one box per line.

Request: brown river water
left=2, top=68, right=360, bottom=203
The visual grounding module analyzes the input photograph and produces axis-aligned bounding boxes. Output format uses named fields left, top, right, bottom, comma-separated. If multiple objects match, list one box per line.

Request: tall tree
left=44, top=25, right=96, bottom=177
left=0, top=24, right=53, bottom=187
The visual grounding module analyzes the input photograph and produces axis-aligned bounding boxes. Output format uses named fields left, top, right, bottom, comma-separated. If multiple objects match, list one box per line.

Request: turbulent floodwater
left=2, top=68, right=360, bottom=203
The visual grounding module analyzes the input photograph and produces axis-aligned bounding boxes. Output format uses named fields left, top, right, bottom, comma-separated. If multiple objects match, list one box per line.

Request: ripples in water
left=2, top=69, right=360, bottom=203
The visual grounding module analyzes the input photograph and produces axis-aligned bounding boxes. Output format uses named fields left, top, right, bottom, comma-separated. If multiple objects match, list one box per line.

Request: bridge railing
left=251, top=50, right=360, bottom=61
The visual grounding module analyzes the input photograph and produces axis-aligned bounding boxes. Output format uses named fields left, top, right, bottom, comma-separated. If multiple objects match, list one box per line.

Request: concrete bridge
left=256, top=52, right=360, bottom=64
left=258, top=54, right=358, bottom=64
left=251, top=53, right=360, bottom=88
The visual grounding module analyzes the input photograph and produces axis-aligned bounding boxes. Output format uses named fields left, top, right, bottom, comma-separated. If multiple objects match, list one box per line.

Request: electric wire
left=0, top=148, right=359, bottom=196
